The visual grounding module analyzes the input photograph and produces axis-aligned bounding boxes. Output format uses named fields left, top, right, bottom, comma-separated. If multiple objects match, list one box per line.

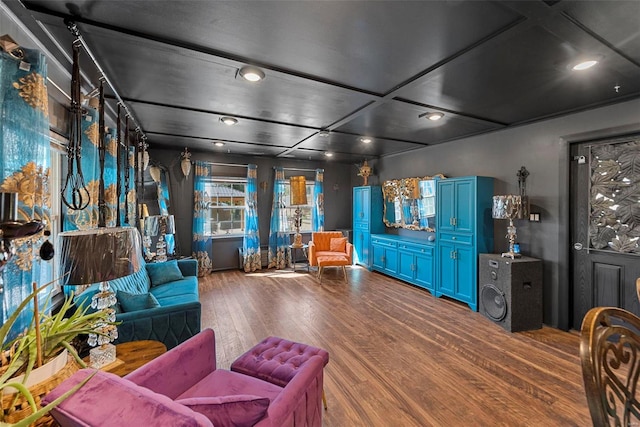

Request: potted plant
left=0, top=279, right=110, bottom=426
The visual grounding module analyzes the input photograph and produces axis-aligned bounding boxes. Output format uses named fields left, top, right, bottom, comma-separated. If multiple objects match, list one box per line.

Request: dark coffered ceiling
left=5, top=0, right=640, bottom=164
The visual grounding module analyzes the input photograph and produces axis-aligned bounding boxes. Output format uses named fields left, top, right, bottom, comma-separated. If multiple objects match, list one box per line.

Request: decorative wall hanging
left=181, top=148, right=192, bottom=178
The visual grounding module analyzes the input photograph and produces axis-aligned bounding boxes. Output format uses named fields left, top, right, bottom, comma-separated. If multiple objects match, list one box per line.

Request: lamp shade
left=143, top=215, right=175, bottom=237
left=492, top=195, right=523, bottom=220
left=290, top=176, right=307, bottom=206
left=58, top=226, right=143, bottom=285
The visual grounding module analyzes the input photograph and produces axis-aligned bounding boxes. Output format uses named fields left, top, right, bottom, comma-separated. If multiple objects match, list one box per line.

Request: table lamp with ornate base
left=492, top=195, right=524, bottom=259
left=58, top=226, right=144, bottom=368
left=290, top=176, right=307, bottom=248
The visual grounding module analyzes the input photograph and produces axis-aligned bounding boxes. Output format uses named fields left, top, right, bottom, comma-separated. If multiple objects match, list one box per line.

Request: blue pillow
left=118, top=291, right=161, bottom=312
left=145, top=260, right=184, bottom=287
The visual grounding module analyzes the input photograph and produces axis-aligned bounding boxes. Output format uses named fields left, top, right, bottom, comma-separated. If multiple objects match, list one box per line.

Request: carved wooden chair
left=580, top=306, right=640, bottom=427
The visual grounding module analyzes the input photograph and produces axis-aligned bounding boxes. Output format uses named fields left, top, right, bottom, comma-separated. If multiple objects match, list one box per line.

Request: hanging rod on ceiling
left=279, top=167, right=318, bottom=172
left=201, top=161, right=248, bottom=168
left=65, top=19, right=146, bottom=141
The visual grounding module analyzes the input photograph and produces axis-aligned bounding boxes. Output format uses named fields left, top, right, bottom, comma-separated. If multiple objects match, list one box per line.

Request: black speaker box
left=478, top=253, right=543, bottom=332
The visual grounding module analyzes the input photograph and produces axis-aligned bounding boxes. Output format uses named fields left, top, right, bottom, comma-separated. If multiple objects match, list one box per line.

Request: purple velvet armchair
left=43, top=329, right=324, bottom=426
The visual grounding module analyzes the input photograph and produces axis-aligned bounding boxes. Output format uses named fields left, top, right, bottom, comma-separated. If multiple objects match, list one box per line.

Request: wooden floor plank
left=198, top=267, right=591, bottom=426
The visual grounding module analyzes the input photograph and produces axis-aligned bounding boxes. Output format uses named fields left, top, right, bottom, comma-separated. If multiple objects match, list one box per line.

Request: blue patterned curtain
left=192, top=161, right=213, bottom=276
left=268, top=167, right=289, bottom=269
left=312, top=168, right=324, bottom=231
left=242, top=164, right=261, bottom=272
left=157, top=169, right=175, bottom=255
left=0, top=47, right=52, bottom=339
left=63, top=108, right=119, bottom=230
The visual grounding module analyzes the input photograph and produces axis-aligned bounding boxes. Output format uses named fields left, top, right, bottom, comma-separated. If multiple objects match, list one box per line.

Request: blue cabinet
left=353, top=186, right=384, bottom=269
left=436, top=176, right=493, bottom=311
left=371, top=234, right=435, bottom=292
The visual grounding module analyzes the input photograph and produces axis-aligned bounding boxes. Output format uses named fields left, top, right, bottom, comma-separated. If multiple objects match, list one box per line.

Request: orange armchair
left=308, top=232, right=353, bottom=267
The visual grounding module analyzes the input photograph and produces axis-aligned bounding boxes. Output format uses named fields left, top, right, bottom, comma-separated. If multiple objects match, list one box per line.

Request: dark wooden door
left=570, top=135, right=640, bottom=330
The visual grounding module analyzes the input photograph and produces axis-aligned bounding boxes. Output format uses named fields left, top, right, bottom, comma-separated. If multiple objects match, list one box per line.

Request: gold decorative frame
left=382, top=174, right=446, bottom=231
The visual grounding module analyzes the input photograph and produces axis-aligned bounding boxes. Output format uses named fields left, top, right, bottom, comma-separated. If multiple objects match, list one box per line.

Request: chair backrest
left=311, top=232, right=346, bottom=251
left=580, top=307, right=640, bottom=426
left=636, top=277, right=640, bottom=303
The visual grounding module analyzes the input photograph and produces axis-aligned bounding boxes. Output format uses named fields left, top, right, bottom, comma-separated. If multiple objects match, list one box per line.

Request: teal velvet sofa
left=72, top=259, right=201, bottom=349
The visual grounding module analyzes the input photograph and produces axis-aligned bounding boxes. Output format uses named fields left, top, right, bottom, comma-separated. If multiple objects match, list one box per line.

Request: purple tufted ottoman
left=231, top=336, right=330, bottom=409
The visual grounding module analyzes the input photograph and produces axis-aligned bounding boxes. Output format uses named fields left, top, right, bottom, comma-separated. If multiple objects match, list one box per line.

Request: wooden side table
left=83, top=340, right=167, bottom=377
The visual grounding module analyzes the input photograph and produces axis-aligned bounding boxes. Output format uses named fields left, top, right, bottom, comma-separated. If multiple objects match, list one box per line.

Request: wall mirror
left=382, top=174, right=445, bottom=231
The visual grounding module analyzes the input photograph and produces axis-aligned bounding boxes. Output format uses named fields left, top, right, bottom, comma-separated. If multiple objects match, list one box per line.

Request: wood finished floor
left=199, top=266, right=590, bottom=426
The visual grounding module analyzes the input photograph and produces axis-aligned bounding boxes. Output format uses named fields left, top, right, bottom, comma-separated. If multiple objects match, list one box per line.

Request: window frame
left=282, top=180, right=315, bottom=234
left=203, top=177, right=247, bottom=239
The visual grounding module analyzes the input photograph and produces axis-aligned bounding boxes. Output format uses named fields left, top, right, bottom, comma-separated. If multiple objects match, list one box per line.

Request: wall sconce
left=149, top=165, right=161, bottom=183
left=259, top=181, right=268, bottom=193
left=333, top=183, right=339, bottom=192
left=180, top=148, right=191, bottom=178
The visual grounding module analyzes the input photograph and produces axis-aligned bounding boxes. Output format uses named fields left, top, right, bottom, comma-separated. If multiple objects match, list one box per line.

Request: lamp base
left=291, top=232, right=303, bottom=248
left=89, top=343, right=116, bottom=368
left=501, top=251, right=522, bottom=259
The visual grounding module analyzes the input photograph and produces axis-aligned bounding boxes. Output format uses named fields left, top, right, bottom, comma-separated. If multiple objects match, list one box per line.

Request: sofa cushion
left=329, top=237, right=347, bottom=252
left=177, top=369, right=282, bottom=403
left=110, top=267, right=152, bottom=295
left=176, top=395, right=269, bottom=427
left=150, top=276, right=199, bottom=307
left=119, top=291, right=161, bottom=312
left=146, top=260, right=184, bottom=287
left=43, top=370, right=212, bottom=427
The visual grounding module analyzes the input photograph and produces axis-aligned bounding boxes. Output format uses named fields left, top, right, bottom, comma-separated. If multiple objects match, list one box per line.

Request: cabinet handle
left=360, top=212, right=364, bottom=218
left=449, top=218, right=453, bottom=226
left=453, top=251, right=457, bottom=260
left=452, top=217, right=457, bottom=226
left=381, top=256, right=385, bottom=262
left=452, top=236, right=456, bottom=240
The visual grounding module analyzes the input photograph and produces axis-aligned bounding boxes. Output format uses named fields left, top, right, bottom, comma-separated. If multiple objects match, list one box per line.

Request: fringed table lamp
left=58, top=226, right=143, bottom=368
left=289, top=176, right=307, bottom=248
left=492, top=195, right=524, bottom=259
left=143, top=215, right=176, bottom=262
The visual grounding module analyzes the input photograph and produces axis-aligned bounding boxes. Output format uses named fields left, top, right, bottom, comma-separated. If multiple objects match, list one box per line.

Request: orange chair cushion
left=311, top=232, right=345, bottom=251
left=329, top=237, right=347, bottom=253
left=317, top=255, right=350, bottom=267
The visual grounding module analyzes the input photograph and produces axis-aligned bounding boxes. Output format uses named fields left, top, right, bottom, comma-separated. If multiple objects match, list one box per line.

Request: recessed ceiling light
left=572, top=59, right=599, bottom=71
left=324, top=152, right=333, bottom=157
left=318, top=130, right=330, bottom=137
left=239, top=65, right=265, bottom=82
left=220, top=116, right=238, bottom=126
left=359, top=137, right=372, bottom=144
left=214, top=141, right=225, bottom=147
left=426, top=112, right=444, bottom=121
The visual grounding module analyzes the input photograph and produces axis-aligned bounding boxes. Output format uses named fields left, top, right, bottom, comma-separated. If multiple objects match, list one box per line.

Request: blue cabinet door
left=453, top=244, right=475, bottom=309
left=415, top=252, right=433, bottom=291
left=371, top=242, right=385, bottom=270
left=398, top=251, right=414, bottom=281
left=437, top=180, right=456, bottom=232
left=353, top=187, right=370, bottom=225
left=353, top=228, right=370, bottom=267
left=383, top=246, right=398, bottom=275
left=437, top=240, right=456, bottom=297
left=454, top=180, right=475, bottom=234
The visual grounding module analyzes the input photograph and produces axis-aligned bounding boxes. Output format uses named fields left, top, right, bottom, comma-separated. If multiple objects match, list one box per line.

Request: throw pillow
left=176, top=395, right=269, bottom=427
left=145, top=260, right=184, bottom=287
left=329, top=237, right=348, bottom=252
left=118, top=291, right=161, bottom=313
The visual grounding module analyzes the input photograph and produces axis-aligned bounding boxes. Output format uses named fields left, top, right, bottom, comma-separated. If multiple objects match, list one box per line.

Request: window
left=283, top=181, right=314, bottom=233
left=203, top=178, right=246, bottom=236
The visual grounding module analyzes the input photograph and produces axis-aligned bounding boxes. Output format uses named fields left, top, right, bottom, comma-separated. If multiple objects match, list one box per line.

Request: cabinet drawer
left=398, top=242, right=433, bottom=256
left=371, top=237, right=397, bottom=248
left=354, top=222, right=369, bottom=230
left=439, top=233, right=472, bottom=245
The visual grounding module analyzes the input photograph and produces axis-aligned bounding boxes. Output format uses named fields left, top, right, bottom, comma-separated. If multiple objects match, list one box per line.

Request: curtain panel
left=158, top=169, right=175, bottom=255
left=242, top=164, right=261, bottom=272
left=268, top=167, right=289, bottom=269
left=0, top=47, right=52, bottom=339
left=192, top=161, right=213, bottom=276
left=312, top=168, right=324, bottom=232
